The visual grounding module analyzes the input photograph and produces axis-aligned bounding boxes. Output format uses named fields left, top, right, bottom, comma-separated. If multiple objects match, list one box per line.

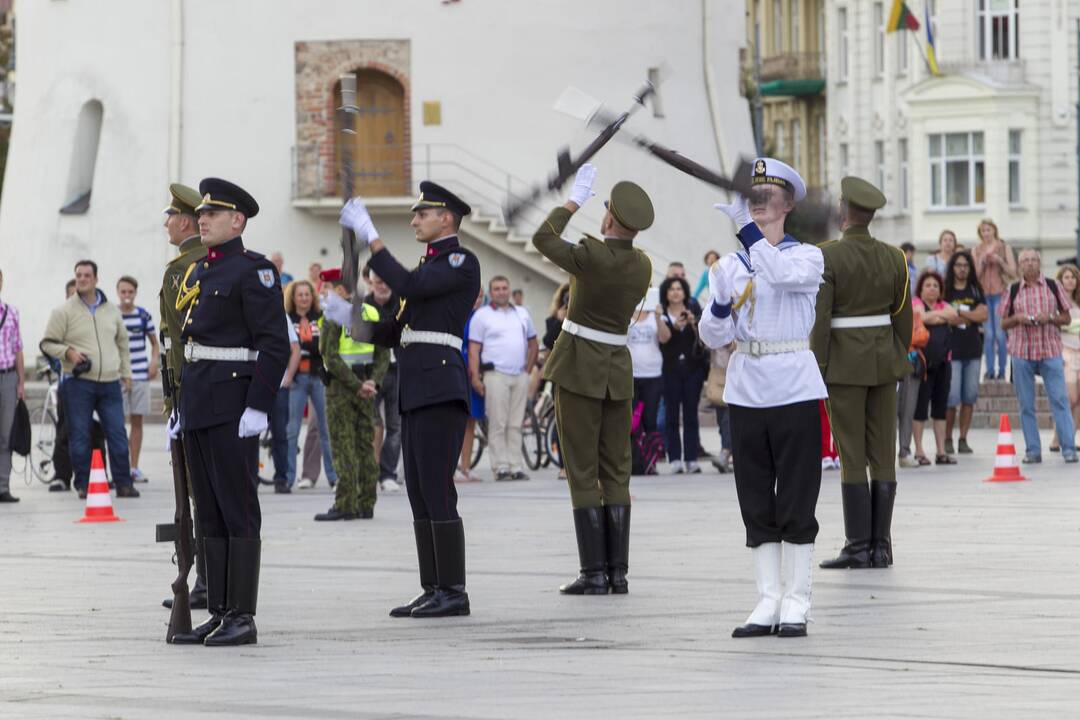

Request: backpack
left=1007, top=278, right=1067, bottom=316
left=9, top=399, right=30, bottom=457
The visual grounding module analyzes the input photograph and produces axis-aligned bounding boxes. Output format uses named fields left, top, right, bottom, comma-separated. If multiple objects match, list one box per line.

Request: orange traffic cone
left=985, top=414, right=1027, bottom=483
left=76, top=449, right=124, bottom=523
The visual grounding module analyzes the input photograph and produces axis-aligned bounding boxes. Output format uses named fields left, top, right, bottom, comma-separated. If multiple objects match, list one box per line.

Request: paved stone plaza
left=1, top=427, right=1077, bottom=719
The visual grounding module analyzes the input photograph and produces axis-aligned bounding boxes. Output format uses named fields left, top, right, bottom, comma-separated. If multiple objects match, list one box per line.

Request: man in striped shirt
left=117, top=276, right=160, bottom=482
left=1000, top=249, right=1078, bottom=463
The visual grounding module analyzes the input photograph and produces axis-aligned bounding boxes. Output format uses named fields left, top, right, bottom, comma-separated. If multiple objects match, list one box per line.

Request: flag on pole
left=886, top=0, right=920, bottom=32
left=924, top=3, right=941, bottom=75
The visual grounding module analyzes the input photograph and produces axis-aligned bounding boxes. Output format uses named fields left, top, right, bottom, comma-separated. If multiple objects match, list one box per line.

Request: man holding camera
left=41, top=260, right=139, bottom=499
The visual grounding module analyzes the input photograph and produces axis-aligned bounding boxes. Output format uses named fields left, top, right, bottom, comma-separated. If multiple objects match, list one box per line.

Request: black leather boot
left=412, top=520, right=470, bottom=617
left=205, top=538, right=260, bottom=646
left=559, top=507, right=608, bottom=595
left=604, top=505, right=630, bottom=594
left=390, top=521, right=437, bottom=617
left=163, top=540, right=208, bottom=610
left=819, top=483, right=872, bottom=569
left=170, top=537, right=227, bottom=644
left=870, top=480, right=897, bottom=568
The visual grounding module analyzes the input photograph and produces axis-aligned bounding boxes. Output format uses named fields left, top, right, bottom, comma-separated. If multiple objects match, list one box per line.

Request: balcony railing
left=938, top=59, right=1026, bottom=86
left=759, top=52, right=825, bottom=82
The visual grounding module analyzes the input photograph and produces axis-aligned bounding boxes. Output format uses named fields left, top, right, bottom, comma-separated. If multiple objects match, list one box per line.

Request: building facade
left=825, top=0, right=1078, bottom=259
left=0, top=0, right=755, bottom=344
left=745, top=0, right=829, bottom=195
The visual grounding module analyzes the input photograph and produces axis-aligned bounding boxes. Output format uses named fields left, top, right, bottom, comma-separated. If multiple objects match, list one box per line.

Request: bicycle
left=28, top=364, right=60, bottom=485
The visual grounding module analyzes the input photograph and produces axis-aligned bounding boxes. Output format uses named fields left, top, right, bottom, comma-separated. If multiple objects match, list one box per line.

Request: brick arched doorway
left=334, top=69, right=408, bottom=197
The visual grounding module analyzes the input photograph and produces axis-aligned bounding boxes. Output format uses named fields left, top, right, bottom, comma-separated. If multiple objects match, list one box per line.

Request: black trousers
left=185, top=422, right=262, bottom=539
left=729, top=400, right=821, bottom=547
left=632, top=377, right=663, bottom=434
left=401, top=402, right=465, bottom=522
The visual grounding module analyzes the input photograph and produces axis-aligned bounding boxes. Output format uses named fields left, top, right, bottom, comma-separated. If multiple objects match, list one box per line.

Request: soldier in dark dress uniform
left=340, top=181, right=481, bottom=618
left=169, top=178, right=290, bottom=646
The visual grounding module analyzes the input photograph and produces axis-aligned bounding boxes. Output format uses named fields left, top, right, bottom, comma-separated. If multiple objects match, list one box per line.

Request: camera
left=72, top=358, right=92, bottom=377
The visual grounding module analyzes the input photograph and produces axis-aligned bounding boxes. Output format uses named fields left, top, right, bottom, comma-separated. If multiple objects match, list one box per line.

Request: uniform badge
left=257, top=269, right=275, bottom=288
left=448, top=252, right=465, bottom=268
left=754, top=159, right=766, bottom=176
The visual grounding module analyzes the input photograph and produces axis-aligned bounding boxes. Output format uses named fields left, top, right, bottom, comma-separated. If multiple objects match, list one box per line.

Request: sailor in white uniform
left=699, top=158, right=826, bottom=639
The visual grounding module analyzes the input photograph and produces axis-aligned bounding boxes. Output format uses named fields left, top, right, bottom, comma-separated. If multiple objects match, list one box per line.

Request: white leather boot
left=779, top=542, right=814, bottom=637
left=731, top=542, right=781, bottom=638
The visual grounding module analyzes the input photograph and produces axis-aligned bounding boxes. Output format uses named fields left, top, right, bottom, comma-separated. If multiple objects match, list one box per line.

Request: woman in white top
left=1052, top=265, right=1080, bottom=451
left=923, top=229, right=956, bottom=277
left=628, top=287, right=663, bottom=435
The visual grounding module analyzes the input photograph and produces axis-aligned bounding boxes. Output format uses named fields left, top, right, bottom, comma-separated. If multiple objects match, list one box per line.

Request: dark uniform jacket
left=533, top=207, right=652, bottom=401
left=810, top=225, right=913, bottom=386
left=366, top=235, right=481, bottom=414
left=178, top=236, right=290, bottom=431
left=159, top=234, right=208, bottom=414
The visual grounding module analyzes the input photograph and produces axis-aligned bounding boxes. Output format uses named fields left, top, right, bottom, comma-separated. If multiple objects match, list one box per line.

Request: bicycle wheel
left=29, top=404, right=57, bottom=484
left=538, top=405, right=555, bottom=468
left=545, top=413, right=562, bottom=469
left=470, top=418, right=487, bottom=470
left=520, top=407, right=543, bottom=471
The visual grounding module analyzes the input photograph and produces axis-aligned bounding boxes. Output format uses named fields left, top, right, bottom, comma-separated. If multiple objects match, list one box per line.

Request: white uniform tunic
left=699, top=234, right=828, bottom=408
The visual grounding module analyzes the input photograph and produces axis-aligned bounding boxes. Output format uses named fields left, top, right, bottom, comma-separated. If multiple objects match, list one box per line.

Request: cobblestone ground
left=1, top=427, right=1077, bottom=719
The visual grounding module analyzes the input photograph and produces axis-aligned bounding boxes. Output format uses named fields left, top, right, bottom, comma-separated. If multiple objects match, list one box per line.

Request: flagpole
left=907, top=28, right=935, bottom=77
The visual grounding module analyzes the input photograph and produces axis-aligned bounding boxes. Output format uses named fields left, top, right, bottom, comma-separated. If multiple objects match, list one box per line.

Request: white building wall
left=825, top=0, right=1078, bottom=263
left=0, top=0, right=754, bottom=346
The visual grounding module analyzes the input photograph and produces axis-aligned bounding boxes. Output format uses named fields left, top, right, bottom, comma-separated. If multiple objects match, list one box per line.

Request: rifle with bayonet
left=503, top=80, right=657, bottom=223
left=155, top=335, right=194, bottom=642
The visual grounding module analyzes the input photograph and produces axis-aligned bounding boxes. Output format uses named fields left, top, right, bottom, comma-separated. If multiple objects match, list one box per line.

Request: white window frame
left=838, top=8, right=849, bottom=82
left=774, top=120, right=787, bottom=160
left=895, top=18, right=909, bottom=74
left=928, top=131, right=986, bottom=209
left=978, top=0, right=1020, bottom=61
left=1008, top=129, right=1022, bottom=207
left=898, top=138, right=909, bottom=212
left=873, top=2, right=885, bottom=77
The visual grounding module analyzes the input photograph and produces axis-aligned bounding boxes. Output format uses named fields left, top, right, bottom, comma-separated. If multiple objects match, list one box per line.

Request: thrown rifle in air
left=336, top=73, right=375, bottom=342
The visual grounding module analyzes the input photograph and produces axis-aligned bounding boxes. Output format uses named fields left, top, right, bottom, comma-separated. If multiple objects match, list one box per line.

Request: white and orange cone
left=985, top=414, right=1027, bottom=483
left=76, top=449, right=124, bottom=523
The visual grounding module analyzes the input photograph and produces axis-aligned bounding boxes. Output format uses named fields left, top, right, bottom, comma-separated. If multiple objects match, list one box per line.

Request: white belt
left=735, top=339, right=810, bottom=357
left=562, top=319, right=628, bottom=346
left=184, top=343, right=258, bottom=363
left=831, top=314, right=890, bottom=329
left=400, top=328, right=463, bottom=351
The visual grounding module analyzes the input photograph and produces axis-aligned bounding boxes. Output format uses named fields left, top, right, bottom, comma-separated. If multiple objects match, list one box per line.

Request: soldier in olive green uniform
left=315, top=270, right=389, bottom=521
left=532, top=164, right=653, bottom=596
left=159, top=183, right=210, bottom=609
left=810, top=177, right=913, bottom=570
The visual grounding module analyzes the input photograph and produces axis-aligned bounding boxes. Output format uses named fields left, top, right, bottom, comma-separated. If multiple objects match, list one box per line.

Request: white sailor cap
left=751, top=157, right=806, bottom=202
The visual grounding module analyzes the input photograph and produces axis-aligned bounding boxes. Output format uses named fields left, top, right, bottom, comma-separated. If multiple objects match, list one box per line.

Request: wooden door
left=335, top=70, right=407, bottom=197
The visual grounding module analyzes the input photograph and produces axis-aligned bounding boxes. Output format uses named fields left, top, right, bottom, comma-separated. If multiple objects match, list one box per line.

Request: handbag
left=9, top=398, right=30, bottom=457
left=705, top=365, right=726, bottom=406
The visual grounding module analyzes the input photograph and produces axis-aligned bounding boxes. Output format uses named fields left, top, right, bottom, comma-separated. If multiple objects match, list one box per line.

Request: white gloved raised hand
left=321, top=290, right=353, bottom=330
left=237, top=407, right=269, bottom=439
left=339, top=198, right=379, bottom=248
left=708, top=260, right=734, bottom=309
left=713, top=196, right=751, bottom=229
left=167, top=410, right=182, bottom=440
left=567, top=163, right=597, bottom=208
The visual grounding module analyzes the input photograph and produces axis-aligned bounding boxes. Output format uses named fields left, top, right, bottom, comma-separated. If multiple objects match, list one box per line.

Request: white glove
left=714, top=196, right=751, bottom=228
left=708, top=261, right=734, bottom=308
left=567, top=163, right=597, bottom=208
left=167, top=411, right=182, bottom=440
left=321, top=290, right=353, bottom=330
left=339, top=198, right=379, bottom=247
left=238, top=407, right=269, bottom=439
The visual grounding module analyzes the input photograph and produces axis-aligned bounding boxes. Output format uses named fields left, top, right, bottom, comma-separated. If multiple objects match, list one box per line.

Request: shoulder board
left=582, top=233, right=601, bottom=243
left=243, top=250, right=267, bottom=261
left=818, top=239, right=839, bottom=249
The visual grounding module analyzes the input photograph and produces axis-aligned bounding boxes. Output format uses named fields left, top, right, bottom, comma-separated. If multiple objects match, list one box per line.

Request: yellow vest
left=335, top=303, right=380, bottom=366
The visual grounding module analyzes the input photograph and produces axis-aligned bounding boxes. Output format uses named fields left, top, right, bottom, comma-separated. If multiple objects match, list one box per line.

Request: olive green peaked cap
left=163, top=183, right=203, bottom=216
left=841, top=176, right=887, bottom=211
left=605, top=180, right=654, bottom=232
